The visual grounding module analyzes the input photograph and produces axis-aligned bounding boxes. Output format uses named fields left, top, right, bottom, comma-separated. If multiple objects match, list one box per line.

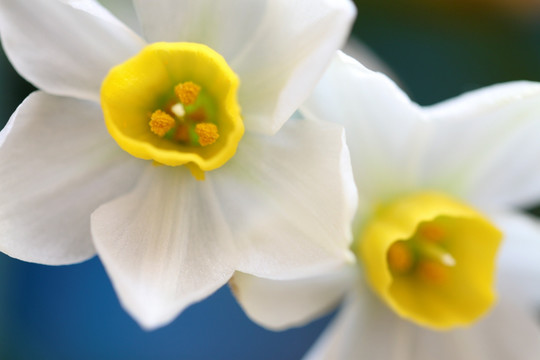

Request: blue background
left=1, top=0, right=540, bottom=358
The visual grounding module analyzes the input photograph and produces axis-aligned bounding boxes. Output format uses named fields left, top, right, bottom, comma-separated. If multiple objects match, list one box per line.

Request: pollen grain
left=417, top=260, right=449, bottom=285
left=175, top=81, right=201, bottom=106
left=149, top=110, right=175, bottom=137
left=195, top=123, right=220, bottom=146
left=419, top=223, right=445, bottom=243
left=387, top=241, right=413, bottom=273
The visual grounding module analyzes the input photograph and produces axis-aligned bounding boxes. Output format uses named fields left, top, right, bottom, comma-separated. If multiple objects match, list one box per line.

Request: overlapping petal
left=0, top=92, right=142, bottom=265
left=212, top=117, right=357, bottom=279
left=0, top=0, right=145, bottom=102
left=300, top=51, right=540, bottom=359
left=0, top=0, right=361, bottom=331
left=301, top=52, right=425, bottom=221
left=91, top=116, right=357, bottom=328
left=306, top=286, right=540, bottom=360
left=303, top=52, right=540, bottom=216
left=134, top=0, right=356, bottom=135
left=91, top=164, right=238, bottom=329
left=492, top=211, right=540, bottom=306
left=231, top=265, right=354, bottom=331
left=422, top=82, right=540, bottom=209
left=133, top=0, right=266, bottom=58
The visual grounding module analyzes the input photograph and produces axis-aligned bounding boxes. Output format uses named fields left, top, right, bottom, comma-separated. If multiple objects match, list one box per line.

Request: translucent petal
left=91, top=165, right=237, bottom=329
left=0, top=92, right=142, bottom=264
left=134, top=0, right=356, bottom=134
left=306, top=284, right=540, bottom=360
left=0, top=0, right=145, bottom=101
left=422, top=81, right=540, bottom=209
left=231, top=265, right=353, bottom=330
left=301, top=52, right=425, bottom=221
left=211, top=117, right=357, bottom=279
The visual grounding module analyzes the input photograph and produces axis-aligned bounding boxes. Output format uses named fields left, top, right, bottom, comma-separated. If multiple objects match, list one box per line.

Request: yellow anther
left=195, top=123, right=220, bottom=146
left=417, top=260, right=449, bottom=285
left=175, top=81, right=201, bottom=106
left=418, top=222, right=445, bottom=243
left=387, top=241, right=413, bottom=273
left=149, top=110, right=175, bottom=137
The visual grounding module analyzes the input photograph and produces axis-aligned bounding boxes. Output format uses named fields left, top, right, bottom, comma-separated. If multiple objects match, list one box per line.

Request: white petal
left=133, top=0, right=267, bottom=58
left=422, top=81, right=540, bottom=209
left=301, top=52, right=426, bottom=220
left=410, top=300, right=540, bottom=360
left=233, top=0, right=356, bottom=134
left=306, top=283, right=540, bottom=360
left=0, top=0, right=145, bottom=102
left=0, top=92, right=142, bottom=265
left=304, top=289, right=385, bottom=360
left=134, top=0, right=356, bottom=135
left=100, top=0, right=142, bottom=35
left=343, top=38, right=400, bottom=84
left=492, top=211, right=540, bottom=307
left=91, top=165, right=237, bottom=329
left=90, top=115, right=356, bottom=329
left=413, top=302, right=540, bottom=360
left=305, top=284, right=424, bottom=360
left=230, top=265, right=354, bottom=331
left=211, top=117, right=357, bottom=279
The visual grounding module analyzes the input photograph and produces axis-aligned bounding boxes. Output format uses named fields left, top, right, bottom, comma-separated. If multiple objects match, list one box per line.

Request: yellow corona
left=101, top=42, right=244, bottom=178
left=358, top=192, right=502, bottom=329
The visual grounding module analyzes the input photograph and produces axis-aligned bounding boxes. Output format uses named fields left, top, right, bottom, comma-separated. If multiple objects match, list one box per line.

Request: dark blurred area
left=1, top=1, right=540, bottom=358
left=352, top=0, right=540, bottom=105
left=0, top=46, right=34, bottom=125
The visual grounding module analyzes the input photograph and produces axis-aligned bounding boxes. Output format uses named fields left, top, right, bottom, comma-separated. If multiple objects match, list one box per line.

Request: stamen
left=417, top=260, right=449, bottom=285
left=187, top=108, right=207, bottom=122
left=175, top=81, right=201, bottom=106
left=174, top=124, right=190, bottom=142
left=387, top=241, right=413, bottom=273
left=149, top=110, right=175, bottom=137
left=195, top=123, right=220, bottom=146
left=419, top=242, right=456, bottom=267
left=418, top=223, right=445, bottom=242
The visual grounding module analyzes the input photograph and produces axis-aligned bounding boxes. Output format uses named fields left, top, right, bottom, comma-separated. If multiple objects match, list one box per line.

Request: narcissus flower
left=232, top=53, right=540, bottom=358
left=0, top=0, right=357, bottom=328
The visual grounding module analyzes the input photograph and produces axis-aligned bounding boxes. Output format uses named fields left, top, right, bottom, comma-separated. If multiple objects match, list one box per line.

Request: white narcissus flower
left=0, top=0, right=358, bottom=329
left=232, top=52, right=540, bottom=359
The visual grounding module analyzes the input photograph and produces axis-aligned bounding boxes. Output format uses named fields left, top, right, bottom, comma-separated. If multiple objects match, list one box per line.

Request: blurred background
left=1, top=0, right=540, bottom=358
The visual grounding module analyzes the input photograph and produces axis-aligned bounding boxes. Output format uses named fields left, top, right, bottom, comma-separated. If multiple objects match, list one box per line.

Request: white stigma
left=441, top=253, right=456, bottom=267
left=171, top=103, right=185, bottom=117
